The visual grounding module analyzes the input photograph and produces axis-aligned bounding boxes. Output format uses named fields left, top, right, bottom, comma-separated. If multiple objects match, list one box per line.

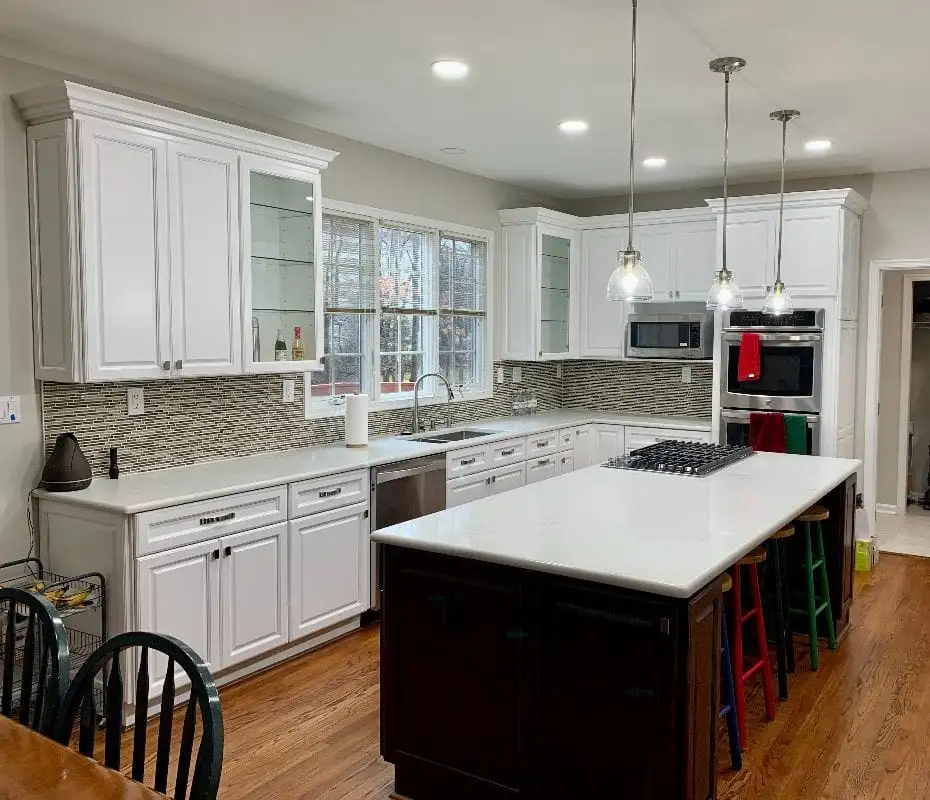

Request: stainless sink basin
left=407, top=429, right=495, bottom=444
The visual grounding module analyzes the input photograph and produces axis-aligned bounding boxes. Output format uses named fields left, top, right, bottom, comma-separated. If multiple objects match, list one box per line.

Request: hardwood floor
left=123, top=554, right=930, bottom=799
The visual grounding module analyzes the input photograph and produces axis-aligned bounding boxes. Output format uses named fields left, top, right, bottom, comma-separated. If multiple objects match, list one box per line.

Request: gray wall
left=0, top=50, right=558, bottom=560
left=909, top=324, right=930, bottom=500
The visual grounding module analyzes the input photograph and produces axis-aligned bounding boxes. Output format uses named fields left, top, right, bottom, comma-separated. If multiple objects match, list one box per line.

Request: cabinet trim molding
left=706, top=188, right=868, bottom=215
left=14, top=82, right=339, bottom=170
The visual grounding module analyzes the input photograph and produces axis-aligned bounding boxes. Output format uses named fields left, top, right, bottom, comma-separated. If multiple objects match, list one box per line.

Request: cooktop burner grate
left=603, top=440, right=754, bottom=477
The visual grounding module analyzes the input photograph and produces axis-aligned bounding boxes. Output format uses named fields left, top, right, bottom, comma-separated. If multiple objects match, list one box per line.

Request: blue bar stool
left=720, top=573, right=742, bottom=769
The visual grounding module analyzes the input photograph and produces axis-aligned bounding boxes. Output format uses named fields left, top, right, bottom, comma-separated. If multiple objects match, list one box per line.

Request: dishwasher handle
left=376, top=458, right=447, bottom=484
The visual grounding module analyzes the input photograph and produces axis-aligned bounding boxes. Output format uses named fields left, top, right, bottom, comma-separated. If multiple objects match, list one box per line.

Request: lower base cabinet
left=289, top=502, right=370, bottom=639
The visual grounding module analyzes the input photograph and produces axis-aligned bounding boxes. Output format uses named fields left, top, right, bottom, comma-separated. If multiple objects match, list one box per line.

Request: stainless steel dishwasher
left=370, top=455, right=447, bottom=610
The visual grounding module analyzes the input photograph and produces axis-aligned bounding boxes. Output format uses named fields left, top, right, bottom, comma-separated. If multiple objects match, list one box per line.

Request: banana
left=24, top=581, right=45, bottom=593
left=59, top=589, right=91, bottom=608
left=42, top=586, right=68, bottom=603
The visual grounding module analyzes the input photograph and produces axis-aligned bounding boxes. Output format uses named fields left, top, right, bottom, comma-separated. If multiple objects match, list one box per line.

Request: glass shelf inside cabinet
left=540, top=234, right=570, bottom=354
left=249, top=171, right=317, bottom=365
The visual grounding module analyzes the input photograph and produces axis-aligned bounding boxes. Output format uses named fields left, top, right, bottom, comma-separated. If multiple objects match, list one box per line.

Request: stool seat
left=797, top=504, right=830, bottom=523
left=722, top=573, right=733, bottom=593
left=739, top=546, right=767, bottom=566
left=770, top=524, right=795, bottom=540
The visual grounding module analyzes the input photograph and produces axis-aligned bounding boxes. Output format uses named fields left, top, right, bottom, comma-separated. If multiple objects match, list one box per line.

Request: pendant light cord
left=721, top=70, right=730, bottom=279
left=775, top=116, right=787, bottom=285
left=627, top=0, right=638, bottom=252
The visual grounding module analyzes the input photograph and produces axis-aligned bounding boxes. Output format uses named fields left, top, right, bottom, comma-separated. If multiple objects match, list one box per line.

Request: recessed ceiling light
left=431, top=60, right=469, bottom=80
left=440, top=147, right=467, bottom=155
left=559, top=120, right=589, bottom=134
left=804, top=139, right=832, bottom=152
left=642, top=156, right=667, bottom=168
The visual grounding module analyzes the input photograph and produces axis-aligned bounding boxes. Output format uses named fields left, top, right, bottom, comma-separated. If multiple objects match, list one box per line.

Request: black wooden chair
left=0, top=587, right=69, bottom=735
left=53, top=632, right=223, bottom=800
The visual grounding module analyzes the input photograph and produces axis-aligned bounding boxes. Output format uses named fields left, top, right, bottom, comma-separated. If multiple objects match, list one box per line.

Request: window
left=307, top=203, right=492, bottom=417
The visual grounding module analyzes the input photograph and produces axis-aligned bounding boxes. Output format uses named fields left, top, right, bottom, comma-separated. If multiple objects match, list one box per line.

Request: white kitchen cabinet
left=16, top=81, right=337, bottom=383
left=594, top=424, right=625, bottom=462
left=780, top=207, right=840, bottom=297
left=221, top=522, right=288, bottom=666
left=488, top=463, right=526, bottom=495
left=840, top=213, right=861, bottom=321
left=526, top=455, right=559, bottom=484
left=580, top=226, right=627, bottom=358
left=715, top=210, right=774, bottom=300
left=289, top=503, right=369, bottom=640
left=633, top=226, right=675, bottom=300
left=674, top=220, right=719, bottom=302
left=447, top=473, right=490, bottom=507
left=136, top=538, right=222, bottom=696
left=499, top=209, right=580, bottom=360
left=573, top=424, right=596, bottom=469
left=834, top=321, right=857, bottom=458
left=624, top=426, right=711, bottom=454
left=167, top=140, right=241, bottom=376
left=557, top=451, right=575, bottom=474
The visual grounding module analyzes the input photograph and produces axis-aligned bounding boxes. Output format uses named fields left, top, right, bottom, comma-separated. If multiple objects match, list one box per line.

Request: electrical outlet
left=681, top=366, right=692, bottom=384
left=496, top=367, right=504, bottom=384
left=283, top=378, right=295, bottom=403
left=0, top=396, right=21, bottom=425
left=127, top=387, right=144, bottom=416
left=512, top=366, right=522, bottom=384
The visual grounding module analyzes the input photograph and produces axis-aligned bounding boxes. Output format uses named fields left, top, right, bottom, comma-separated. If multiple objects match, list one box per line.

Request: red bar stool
left=729, top=546, right=776, bottom=747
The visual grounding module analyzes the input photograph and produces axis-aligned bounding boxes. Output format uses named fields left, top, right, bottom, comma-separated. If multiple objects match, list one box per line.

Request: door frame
left=864, top=259, right=930, bottom=539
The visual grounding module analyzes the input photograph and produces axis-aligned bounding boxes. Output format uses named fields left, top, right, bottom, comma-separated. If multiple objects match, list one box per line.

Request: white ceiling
left=0, top=0, right=926, bottom=198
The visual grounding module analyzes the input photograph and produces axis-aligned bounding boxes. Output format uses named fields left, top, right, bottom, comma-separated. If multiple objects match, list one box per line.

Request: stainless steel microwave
left=626, top=312, right=714, bottom=360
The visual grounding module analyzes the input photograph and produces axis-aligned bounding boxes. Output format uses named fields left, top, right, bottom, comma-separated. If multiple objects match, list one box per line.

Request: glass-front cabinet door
left=241, top=156, right=323, bottom=372
left=537, top=228, right=574, bottom=358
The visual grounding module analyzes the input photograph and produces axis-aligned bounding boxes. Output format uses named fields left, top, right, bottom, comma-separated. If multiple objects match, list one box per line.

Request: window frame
left=305, top=199, right=494, bottom=420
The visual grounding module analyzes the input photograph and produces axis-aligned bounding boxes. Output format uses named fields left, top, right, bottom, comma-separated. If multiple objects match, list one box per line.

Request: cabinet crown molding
left=705, top=188, right=868, bottom=216
left=499, top=207, right=581, bottom=228
left=14, top=81, right=339, bottom=171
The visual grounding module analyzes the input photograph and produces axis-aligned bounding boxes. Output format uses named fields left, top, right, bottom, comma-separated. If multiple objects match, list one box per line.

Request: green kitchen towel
left=784, top=414, right=808, bottom=455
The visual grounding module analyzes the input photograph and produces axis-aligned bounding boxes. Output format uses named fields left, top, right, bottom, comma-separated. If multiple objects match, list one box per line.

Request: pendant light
left=607, top=0, right=654, bottom=302
left=706, top=57, right=747, bottom=311
left=762, top=109, right=800, bottom=315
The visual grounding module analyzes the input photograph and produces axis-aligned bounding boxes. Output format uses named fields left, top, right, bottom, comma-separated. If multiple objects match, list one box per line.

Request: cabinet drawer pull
left=537, top=459, right=551, bottom=467
left=224, top=546, right=232, bottom=558
left=460, top=457, right=477, bottom=466
left=500, top=448, right=515, bottom=457
left=562, top=456, right=569, bottom=463
left=200, top=512, right=235, bottom=526
left=536, top=440, right=550, bottom=448
left=319, top=487, right=342, bottom=499
left=211, top=549, right=220, bottom=560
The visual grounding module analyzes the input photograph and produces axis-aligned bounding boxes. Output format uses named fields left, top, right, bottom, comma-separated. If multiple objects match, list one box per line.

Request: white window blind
left=378, top=225, right=436, bottom=314
left=439, top=233, right=487, bottom=386
left=323, top=213, right=377, bottom=313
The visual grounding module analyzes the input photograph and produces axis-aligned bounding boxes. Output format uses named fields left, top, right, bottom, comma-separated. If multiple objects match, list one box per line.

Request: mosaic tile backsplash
left=42, top=360, right=711, bottom=476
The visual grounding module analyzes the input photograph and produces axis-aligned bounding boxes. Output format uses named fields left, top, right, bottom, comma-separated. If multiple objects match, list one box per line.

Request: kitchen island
left=372, top=452, right=860, bottom=800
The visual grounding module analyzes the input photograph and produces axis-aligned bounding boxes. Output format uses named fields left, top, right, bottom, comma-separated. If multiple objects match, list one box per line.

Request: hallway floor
left=878, top=506, right=930, bottom=557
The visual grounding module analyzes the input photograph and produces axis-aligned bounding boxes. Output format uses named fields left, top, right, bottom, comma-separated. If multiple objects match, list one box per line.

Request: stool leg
left=730, top=567, right=747, bottom=748
left=720, top=606, right=742, bottom=769
left=749, top=564, right=776, bottom=721
left=803, top=521, right=820, bottom=671
left=768, top=541, right=789, bottom=700
left=814, top=521, right=837, bottom=651
left=779, top=538, right=796, bottom=673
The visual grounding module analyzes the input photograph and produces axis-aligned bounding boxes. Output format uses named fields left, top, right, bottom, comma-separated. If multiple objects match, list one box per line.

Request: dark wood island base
left=380, top=545, right=724, bottom=800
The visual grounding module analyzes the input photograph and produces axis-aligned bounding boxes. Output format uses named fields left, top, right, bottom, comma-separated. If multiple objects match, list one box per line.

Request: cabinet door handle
left=537, top=459, right=551, bottom=467
left=460, top=457, right=476, bottom=466
left=200, top=512, right=235, bottom=526
left=501, top=448, right=515, bottom=456
left=223, top=546, right=232, bottom=558
left=538, top=350, right=543, bottom=357
left=490, top=475, right=497, bottom=484
left=536, top=440, right=550, bottom=448
left=486, top=477, right=491, bottom=485
left=211, top=549, right=220, bottom=560
left=319, top=487, right=342, bottom=498
left=175, top=359, right=183, bottom=370
left=162, top=360, right=171, bottom=371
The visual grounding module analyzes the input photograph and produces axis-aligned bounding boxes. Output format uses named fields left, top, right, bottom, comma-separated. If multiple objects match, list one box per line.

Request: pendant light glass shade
left=706, top=56, right=746, bottom=312
left=607, top=249, right=654, bottom=302
left=762, top=279, right=794, bottom=315
left=606, top=0, right=654, bottom=303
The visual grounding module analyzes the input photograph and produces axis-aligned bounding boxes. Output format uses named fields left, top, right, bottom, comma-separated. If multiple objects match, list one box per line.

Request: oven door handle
left=720, top=410, right=820, bottom=423
left=722, top=331, right=823, bottom=343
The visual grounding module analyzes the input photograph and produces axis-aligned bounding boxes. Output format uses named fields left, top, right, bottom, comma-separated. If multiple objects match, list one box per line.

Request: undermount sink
left=406, top=429, right=495, bottom=444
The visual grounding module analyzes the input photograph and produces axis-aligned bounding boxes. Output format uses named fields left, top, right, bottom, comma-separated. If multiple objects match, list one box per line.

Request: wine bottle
left=291, top=326, right=305, bottom=361
left=274, top=330, right=288, bottom=361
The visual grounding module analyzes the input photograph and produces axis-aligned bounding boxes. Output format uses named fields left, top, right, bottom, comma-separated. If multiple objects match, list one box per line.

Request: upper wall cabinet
left=16, top=82, right=338, bottom=382
left=499, top=209, right=580, bottom=361
left=707, top=190, right=866, bottom=318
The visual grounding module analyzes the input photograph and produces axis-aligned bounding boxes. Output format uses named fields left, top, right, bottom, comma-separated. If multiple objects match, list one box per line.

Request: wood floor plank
left=117, top=553, right=930, bottom=799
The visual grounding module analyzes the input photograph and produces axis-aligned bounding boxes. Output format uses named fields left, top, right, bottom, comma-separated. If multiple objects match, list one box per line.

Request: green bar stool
left=790, top=504, right=836, bottom=670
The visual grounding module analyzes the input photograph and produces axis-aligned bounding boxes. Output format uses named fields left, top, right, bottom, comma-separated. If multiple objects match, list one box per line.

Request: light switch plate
left=127, top=387, right=144, bottom=416
left=283, top=378, right=295, bottom=403
left=681, top=366, right=692, bottom=384
left=512, top=366, right=522, bottom=384
left=0, top=396, right=21, bottom=424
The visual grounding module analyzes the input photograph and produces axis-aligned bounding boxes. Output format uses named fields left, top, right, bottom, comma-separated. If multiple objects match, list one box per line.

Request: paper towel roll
left=345, top=394, right=369, bottom=448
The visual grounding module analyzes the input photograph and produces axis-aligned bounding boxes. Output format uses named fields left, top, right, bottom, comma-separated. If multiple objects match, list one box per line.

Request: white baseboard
left=876, top=503, right=898, bottom=515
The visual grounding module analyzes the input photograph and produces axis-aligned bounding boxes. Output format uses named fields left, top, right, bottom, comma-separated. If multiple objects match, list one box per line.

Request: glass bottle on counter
left=274, top=330, right=288, bottom=361
left=291, top=326, right=305, bottom=361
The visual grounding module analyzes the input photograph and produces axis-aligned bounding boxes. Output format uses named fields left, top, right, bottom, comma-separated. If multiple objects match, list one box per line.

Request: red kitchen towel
left=749, top=412, right=787, bottom=453
left=738, top=332, right=762, bottom=382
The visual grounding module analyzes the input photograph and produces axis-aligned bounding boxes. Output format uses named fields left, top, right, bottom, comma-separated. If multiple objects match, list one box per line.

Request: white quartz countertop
left=33, top=410, right=711, bottom=515
left=372, top=453, right=861, bottom=599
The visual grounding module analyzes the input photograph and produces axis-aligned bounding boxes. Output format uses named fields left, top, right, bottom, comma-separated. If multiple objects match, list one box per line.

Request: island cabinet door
left=381, top=547, right=533, bottom=798
left=537, top=580, right=679, bottom=799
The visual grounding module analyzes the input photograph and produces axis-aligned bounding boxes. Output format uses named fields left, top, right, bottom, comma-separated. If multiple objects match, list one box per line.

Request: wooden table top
left=0, top=716, right=165, bottom=799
